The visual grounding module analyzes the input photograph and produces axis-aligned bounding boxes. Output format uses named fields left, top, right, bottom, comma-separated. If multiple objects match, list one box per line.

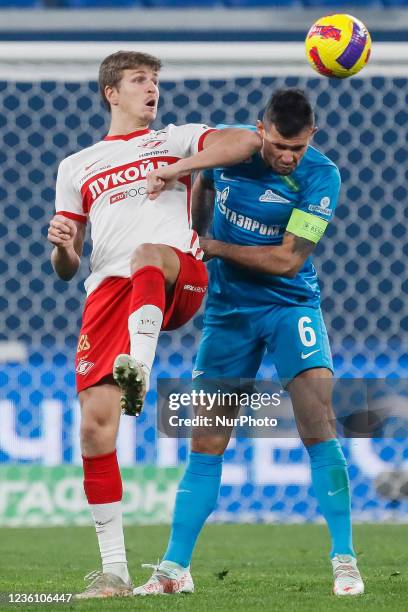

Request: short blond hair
left=99, top=50, right=162, bottom=110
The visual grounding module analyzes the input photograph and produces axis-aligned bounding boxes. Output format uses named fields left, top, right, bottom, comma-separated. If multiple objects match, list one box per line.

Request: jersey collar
left=104, top=128, right=151, bottom=141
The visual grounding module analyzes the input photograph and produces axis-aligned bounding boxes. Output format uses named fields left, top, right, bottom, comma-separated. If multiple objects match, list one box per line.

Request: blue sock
left=163, top=451, right=223, bottom=568
left=307, top=439, right=355, bottom=559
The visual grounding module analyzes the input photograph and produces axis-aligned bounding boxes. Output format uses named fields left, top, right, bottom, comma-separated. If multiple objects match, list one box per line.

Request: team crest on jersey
left=259, top=189, right=291, bottom=204
left=216, top=186, right=230, bottom=206
left=76, top=360, right=95, bottom=376
left=140, top=140, right=167, bottom=148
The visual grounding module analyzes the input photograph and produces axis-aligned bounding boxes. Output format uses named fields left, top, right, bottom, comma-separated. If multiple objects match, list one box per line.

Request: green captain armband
left=286, top=209, right=328, bottom=244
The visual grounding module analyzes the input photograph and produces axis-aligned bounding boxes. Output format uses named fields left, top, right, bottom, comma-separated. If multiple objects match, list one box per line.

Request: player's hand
left=199, top=237, right=216, bottom=261
left=47, top=214, right=77, bottom=250
left=147, top=162, right=187, bottom=201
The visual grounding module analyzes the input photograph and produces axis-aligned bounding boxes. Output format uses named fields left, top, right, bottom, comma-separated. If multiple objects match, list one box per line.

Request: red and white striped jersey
left=55, top=123, right=215, bottom=295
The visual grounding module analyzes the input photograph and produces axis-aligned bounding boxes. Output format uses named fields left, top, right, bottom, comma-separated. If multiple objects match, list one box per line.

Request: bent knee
left=80, top=421, right=103, bottom=447
left=130, top=243, right=164, bottom=272
left=79, top=389, right=120, bottom=454
left=80, top=417, right=117, bottom=455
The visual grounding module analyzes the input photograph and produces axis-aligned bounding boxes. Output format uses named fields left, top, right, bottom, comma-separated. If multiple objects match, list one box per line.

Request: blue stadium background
left=0, top=0, right=407, bottom=524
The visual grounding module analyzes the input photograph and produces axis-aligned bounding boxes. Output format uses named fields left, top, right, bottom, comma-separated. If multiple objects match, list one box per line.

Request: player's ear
left=105, top=85, right=119, bottom=107
left=256, top=120, right=264, bottom=137
left=311, top=126, right=318, bottom=138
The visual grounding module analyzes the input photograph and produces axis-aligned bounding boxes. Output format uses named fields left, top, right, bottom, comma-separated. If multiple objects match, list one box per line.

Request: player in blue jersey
left=137, top=89, right=364, bottom=597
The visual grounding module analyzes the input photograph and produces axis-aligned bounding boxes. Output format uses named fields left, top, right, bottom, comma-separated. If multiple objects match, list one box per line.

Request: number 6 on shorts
left=298, top=316, right=317, bottom=348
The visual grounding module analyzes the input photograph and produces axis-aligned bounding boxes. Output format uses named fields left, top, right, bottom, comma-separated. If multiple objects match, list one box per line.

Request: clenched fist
left=147, top=160, right=187, bottom=201
left=48, top=215, right=77, bottom=249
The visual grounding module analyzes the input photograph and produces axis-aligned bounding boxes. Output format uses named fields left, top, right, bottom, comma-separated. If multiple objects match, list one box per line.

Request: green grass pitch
left=0, top=524, right=406, bottom=611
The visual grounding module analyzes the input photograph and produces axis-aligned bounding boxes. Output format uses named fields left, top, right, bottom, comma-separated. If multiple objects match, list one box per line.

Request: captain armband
left=286, top=209, right=329, bottom=244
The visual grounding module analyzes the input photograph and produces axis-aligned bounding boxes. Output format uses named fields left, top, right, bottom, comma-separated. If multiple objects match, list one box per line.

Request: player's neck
left=107, top=116, right=150, bottom=138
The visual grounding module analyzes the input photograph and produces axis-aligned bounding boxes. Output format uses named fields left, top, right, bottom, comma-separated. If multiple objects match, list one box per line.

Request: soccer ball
left=305, top=14, right=372, bottom=78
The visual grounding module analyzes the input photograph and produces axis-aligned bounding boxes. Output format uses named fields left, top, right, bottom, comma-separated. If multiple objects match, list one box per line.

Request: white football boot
left=133, top=561, right=194, bottom=595
left=332, top=555, right=364, bottom=596
left=113, top=354, right=147, bottom=417
left=75, top=570, right=133, bottom=599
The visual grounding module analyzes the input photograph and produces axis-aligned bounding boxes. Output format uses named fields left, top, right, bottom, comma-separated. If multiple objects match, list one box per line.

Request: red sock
left=83, top=450, right=122, bottom=504
left=130, top=266, right=166, bottom=315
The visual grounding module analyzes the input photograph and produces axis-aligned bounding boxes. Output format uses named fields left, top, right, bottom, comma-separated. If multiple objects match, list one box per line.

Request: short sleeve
left=55, top=157, right=87, bottom=224
left=298, top=164, right=341, bottom=223
left=286, top=165, right=340, bottom=243
left=170, top=123, right=217, bottom=157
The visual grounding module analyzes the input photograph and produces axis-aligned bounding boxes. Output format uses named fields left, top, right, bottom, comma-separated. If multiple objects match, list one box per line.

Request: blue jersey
left=203, top=125, right=341, bottom=308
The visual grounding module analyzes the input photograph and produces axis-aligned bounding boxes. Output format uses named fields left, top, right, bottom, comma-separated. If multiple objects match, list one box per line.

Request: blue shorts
left=194, top=301, right=333, bottom=384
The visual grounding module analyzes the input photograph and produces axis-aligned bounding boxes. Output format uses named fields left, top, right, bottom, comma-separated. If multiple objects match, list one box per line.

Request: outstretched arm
left=48, top=215, right=86, bottom=281
left=199, top=232, right=316, bottom=278
left=192, top=173, right=216, bottom=236
left=147, top=128, right=261, bottom=200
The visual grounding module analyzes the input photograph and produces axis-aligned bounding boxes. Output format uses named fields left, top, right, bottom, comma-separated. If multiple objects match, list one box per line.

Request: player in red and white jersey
left=56, top=123, right=216, bottom=297
left=47, top=50, right=261, bottom=599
